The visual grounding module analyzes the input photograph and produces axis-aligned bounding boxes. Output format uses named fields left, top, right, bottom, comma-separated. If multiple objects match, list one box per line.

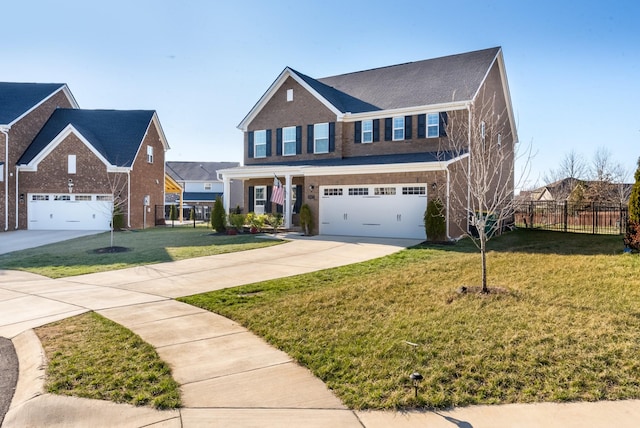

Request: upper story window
left=283, top=126, right=297, bottom=156
left=254, top=130, right=267, bottom=158
left=286, top=89, right=293, bottom=102
left=0, top=163, right=4, bottom=181
left=68, top=155, right=76, bottom=174
left=362, top=119, right=373, bottom=143
left=393, top=117, right=404, bottom=141
left=314, top=123, right=329, bottom=154
left=146, top=145, right=154, bottom=163
left=427, top=113, right=439, bottom=138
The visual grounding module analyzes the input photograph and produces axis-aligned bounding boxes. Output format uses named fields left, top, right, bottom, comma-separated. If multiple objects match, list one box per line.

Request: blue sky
left=2, top=0, right=638, bottom=188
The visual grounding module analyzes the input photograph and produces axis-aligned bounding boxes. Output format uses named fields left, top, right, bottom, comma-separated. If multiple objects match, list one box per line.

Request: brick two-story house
left=0, top=83, right=169, bottom=231
left=219, top=47, right=517, bottom=239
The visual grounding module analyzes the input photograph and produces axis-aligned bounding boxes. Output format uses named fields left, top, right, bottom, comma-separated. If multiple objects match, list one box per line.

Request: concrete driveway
left=0, top=230, right=104, bottom=255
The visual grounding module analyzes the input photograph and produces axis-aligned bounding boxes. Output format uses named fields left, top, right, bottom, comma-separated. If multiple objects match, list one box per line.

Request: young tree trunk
left=480, top=235, right=488, bottom=293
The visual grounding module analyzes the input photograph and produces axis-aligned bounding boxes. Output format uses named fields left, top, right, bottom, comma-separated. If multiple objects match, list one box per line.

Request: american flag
left=271, top=175, right=285, bottom=206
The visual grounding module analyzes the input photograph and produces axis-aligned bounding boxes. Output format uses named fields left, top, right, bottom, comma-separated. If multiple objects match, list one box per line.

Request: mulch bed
left=90, top=246, right=131, bottom=254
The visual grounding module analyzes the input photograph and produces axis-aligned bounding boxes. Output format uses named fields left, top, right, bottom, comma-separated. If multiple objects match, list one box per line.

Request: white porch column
left=284, top=173, right=292, bottom=229
left=222, top=175, right=231, bottom=214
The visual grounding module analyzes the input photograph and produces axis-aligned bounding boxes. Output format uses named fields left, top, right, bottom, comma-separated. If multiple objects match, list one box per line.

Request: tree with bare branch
left=444, top=87, right=530, bottom=293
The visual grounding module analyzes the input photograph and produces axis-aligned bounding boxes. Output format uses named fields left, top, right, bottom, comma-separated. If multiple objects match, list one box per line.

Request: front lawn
left=35, top=312, right=181, bottom=409
left=0, top=225, right=282, bottom=278
left=179, top=230, right=640, bottom=410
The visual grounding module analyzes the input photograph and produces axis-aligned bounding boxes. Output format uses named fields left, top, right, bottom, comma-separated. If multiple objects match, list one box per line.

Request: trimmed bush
left=211, top=197, right=226, bottom=232
left=299, top=203, right=313, bottom=235
left=424, top=198, right=446, bottom=241
left=228, top=213, right=245, bottom=232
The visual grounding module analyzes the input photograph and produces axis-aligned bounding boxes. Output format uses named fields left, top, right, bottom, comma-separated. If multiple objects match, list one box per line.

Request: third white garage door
left=319, top=184, right=428, bottom=239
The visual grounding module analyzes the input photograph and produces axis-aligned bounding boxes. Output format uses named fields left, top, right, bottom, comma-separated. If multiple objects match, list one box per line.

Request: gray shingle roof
left=253, top=150, right=462, bottom=167
left=297, top=47, right=500, bottom=113
left=0, top=82, right=66, bottom=125
left=18, top=109, right=155, bottom=167
left=166, top=161, right=241, bottom=182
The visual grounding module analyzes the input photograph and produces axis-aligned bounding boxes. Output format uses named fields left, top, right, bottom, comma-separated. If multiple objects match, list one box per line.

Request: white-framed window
left=255, top=186, right=266, bottom=210
left=497, top=133, right=502, bottom=149
left=374, top=187, right=396, bottom=195
left=286, top=89, right=293, bottom=102
left=146, top=145, right=154, bottom=163
left=427, top=113, right=439, bottom=138
left=393, top=117, right=404, bottom=141
left=362, top=119, right=373, bottom=143
left=96, top=195, right=113, bottom=201
left=349, top=187, right=369, bottom=196
left=68, top=155, right=76, bottom=174
left=254, top=129, right=267, bottom=158
left=0, top=164, right=3, bottom=181
left=54, top=195, right=71, bottom=201
left=481, top=121, right=486, bottom=140
left=324, top=188, right=343, bottom=196
left=32, top=195, right=49, bottom=201
left=283, top=126, right=296, bottom=156
left=204, top=182, right=212, bottom=190
left=402, top=186, right=426, bottom=195
left=314, top=123, right=329, bottom=154
left=75, top=195, right=92, bottom=201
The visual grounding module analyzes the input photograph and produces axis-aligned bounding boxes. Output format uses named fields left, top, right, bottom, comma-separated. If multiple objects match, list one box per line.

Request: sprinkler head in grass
left=409, top=372, right=423, bottom=397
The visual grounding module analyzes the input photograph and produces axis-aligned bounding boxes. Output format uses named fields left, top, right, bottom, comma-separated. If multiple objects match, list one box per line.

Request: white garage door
left=319, top=184, right=428, bottom=239
left=28, top=194, right=113, bottom=231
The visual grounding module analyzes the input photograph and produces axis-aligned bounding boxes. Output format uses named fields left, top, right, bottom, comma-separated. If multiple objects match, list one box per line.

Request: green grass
left=0, top=225, right=282, bottom=278
left=35, top=312, right=181, bottom=409
left=179, top=230, right=640, bottom=410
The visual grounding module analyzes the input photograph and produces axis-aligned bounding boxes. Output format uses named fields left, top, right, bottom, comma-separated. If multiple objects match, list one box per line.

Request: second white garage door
left=319, top=184, right=427, bottom=239
left=28, top=194, right=113, bottom=231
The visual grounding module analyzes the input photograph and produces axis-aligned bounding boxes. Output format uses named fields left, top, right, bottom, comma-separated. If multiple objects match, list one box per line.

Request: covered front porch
left=218, top=165, right=307, bottom=230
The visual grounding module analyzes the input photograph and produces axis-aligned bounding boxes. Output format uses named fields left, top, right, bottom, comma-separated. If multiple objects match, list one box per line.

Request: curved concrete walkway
left=1, top=233, right=640, bottom=427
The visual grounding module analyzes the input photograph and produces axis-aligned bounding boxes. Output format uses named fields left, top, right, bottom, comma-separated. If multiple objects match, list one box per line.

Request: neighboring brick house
left=165, top=161, right=242, bottom=220
left=219, top=47, right=517, bottom=239
left=0, top=82, right=169, bottom=231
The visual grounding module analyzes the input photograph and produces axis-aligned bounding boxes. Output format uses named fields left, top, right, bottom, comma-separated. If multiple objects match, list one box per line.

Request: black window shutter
left=264, top=129, right=272, bottom=157
left=439, top=112, right=448, bottom=137
left=329, top=122, right=335, bottom=152
left=373, top=119, right=380, bottom=142
left=276, top=202, right=283, bottom=214
left=296, top=126, right=302, bottom=154
left=248, top=131, right=254, bottom=158
left=384, top=118, right=392, bottom=141
left=266, top=186, right=272, bottom=213
left=417, top=114, right=426, bottom=138
left=248, top=186, right=255, bottom=212
left=307, top=124, right=314, bottom=153
left=294, top=185, right=302, bottom=213
left=276, top=128, right=282, bottom=156
left=405, top=116, right=412, bottom=140
left=354, top=121, right=362, bottom=144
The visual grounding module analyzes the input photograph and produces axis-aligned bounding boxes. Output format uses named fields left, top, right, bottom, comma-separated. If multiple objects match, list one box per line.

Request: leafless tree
left=586, top=147, right=628, bottom=203
left=91, top=170, right=129, bottom=248
left=445, top=87, right=531, bottom=293
left=543, top=149, right=588, bottom=185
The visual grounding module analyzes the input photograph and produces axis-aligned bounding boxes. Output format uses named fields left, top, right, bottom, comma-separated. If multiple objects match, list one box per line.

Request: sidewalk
left=1, top=234, right=640, bottom=427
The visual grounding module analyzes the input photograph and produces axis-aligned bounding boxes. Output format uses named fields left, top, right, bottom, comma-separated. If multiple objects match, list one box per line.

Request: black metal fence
left=514, top=201, right=628, bottom=235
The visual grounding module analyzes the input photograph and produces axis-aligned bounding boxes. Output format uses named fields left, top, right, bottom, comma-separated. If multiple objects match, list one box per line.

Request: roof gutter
left=0, top=126, right=9, bottom=231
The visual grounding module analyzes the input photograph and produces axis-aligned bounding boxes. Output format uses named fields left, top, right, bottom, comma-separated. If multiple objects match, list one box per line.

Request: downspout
left=14, top=165, right=19, bottom=229
left=0, top=127, right=9, bottom=231
left=446, top=165, right=451, bottom=240
left=467, top=103, right=472, bottom=235
left=128, top=170, right=132, bottom=228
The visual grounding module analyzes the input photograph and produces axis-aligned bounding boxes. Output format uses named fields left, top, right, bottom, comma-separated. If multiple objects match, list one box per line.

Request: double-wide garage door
left=319, top=184, right=428, bottom=239
left=28, top=194, right=113, bottom=231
